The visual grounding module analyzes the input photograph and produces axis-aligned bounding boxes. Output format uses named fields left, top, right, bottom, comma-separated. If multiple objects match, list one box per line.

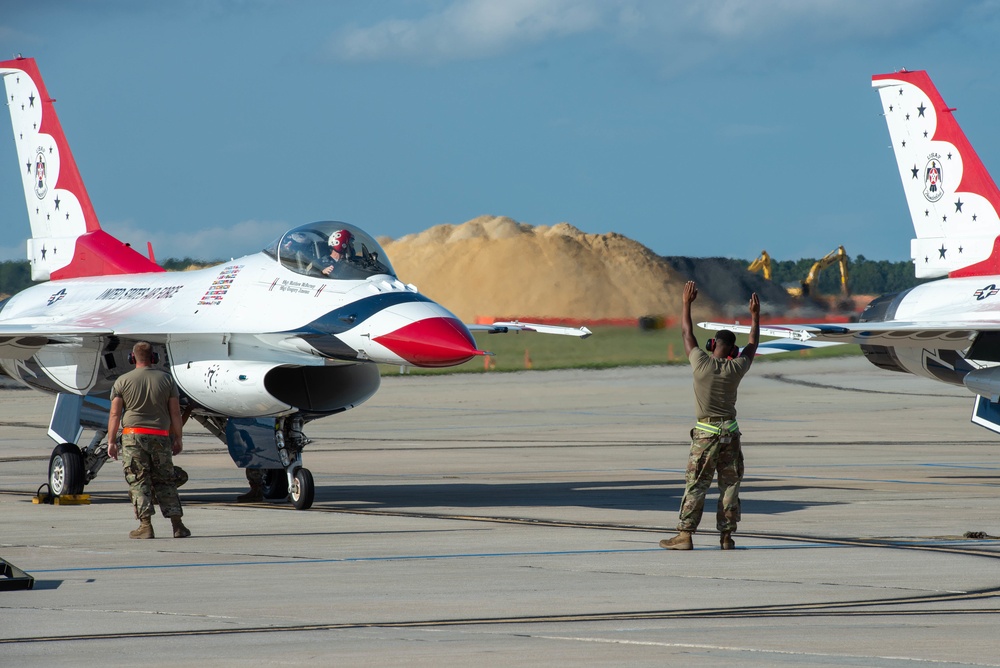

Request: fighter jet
left=0, top=57, right=590, bottom=508
left=702, top=69, right=1000, bottom=434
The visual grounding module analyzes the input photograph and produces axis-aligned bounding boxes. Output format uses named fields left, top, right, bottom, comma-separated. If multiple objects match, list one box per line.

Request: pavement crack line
left=2, top=588, right=999, bottom=645
left=761, top=373, right=967, bottom=399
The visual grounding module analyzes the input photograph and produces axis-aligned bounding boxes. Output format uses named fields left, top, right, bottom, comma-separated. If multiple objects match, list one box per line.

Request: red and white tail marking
left=0, top=56, right=162, bottom=280
left=872, top=70, right=1000, bottom=279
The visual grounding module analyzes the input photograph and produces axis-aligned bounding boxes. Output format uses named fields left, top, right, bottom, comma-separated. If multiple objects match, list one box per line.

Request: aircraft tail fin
left=872, top=70, right=1000, bottom=279
left=0, top=56, right=163, bottom=281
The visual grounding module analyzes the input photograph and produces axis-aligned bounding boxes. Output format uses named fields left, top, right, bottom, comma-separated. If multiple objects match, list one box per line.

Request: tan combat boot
left=659, top=531, right=693, bottom=550
left=129, top=517, right=154, bottom=539
left=170, top=516, right=191, bottom=538
left=720, top=532, right=735, bottom=550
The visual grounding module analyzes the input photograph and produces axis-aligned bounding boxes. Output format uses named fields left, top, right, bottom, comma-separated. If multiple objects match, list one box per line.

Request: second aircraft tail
left=872, top=70, right=1000, bottom=279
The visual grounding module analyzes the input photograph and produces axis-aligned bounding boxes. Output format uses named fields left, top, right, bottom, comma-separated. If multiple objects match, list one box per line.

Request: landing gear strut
left=276, top=416, right=313, bottom=510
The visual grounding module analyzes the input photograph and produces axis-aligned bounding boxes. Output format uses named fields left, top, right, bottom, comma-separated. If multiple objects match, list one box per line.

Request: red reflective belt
left=122, top=427, right=170, bottom=436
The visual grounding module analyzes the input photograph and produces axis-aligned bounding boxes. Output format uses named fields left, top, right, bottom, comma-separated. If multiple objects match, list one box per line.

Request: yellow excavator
left=793, top=245, right=849, bottom=297
left=748, top=246, right=849, bottom=298
left=747, top=250, right=772, bottom=280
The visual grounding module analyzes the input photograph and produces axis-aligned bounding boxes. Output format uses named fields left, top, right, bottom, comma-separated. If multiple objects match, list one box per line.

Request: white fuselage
left=0, top=251, right=467, bottom=415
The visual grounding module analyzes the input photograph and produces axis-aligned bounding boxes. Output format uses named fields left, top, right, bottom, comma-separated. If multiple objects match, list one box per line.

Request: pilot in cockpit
left=321, top=229, right=354, bottom=277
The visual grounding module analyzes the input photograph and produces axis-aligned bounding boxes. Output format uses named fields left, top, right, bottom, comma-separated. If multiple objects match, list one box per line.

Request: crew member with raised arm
left=661, top=281, right=760, bottom=551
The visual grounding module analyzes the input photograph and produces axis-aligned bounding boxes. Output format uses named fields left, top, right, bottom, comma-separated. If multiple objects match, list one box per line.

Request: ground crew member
left=107, top=341, right=191, bottom=539
left=661, top=281, right=759, bottom=550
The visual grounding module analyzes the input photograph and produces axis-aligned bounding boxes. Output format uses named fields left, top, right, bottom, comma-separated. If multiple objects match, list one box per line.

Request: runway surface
left=1, top=357, right=999, bottom=666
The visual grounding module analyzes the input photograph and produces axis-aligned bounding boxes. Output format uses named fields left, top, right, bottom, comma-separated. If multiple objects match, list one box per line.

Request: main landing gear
left=275, top=416, right=315, bottom=510
left=196, top=412, right=316, bottom=510
left=259, top=463, right=314, bottom=509
left=290, top=468, right=315, bottom=510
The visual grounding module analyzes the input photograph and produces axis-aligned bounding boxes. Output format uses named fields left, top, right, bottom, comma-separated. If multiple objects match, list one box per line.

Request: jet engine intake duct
left=264, top=363, right=380, bottom=415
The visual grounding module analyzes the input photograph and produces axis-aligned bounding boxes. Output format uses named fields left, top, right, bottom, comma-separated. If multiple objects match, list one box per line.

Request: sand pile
left=382, top=215, right=777, bottom=322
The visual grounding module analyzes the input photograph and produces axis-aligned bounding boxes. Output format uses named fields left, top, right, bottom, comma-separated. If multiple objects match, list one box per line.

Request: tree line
left=763, top=255, right=926, bottom=296
left=0, top=254, right=925, bottom=299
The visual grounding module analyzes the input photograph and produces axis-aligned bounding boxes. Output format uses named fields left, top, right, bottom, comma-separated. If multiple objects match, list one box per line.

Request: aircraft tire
left=49, top=443, right=85, bottom=496
left=262, top=469, right=289, bottom=499
left=290, top=468, right=314, bottom=510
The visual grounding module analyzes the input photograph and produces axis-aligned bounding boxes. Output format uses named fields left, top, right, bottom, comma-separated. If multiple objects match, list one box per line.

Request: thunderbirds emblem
left=923, top=155, right=944, bottom=202
left=33, top=149, right=47, bottom=199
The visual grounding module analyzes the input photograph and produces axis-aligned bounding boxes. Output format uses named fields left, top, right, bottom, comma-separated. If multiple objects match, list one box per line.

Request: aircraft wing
left=468, top=321, right=593, bottom=338
left=0, top=324, right=114, bottom=339
left=0, top=324, right=114, bottom=360
left=698, top=320, right=986, bottom=351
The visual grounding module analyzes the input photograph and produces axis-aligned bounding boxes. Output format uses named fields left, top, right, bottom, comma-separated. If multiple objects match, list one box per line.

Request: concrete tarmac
left=1, top=357, right=999, bottom=666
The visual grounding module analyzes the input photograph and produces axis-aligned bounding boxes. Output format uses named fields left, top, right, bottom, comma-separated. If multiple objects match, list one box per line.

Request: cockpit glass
left=263, top=222, right=396, bottom=280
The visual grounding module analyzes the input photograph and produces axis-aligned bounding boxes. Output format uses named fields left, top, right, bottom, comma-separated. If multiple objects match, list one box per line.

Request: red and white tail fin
left=872, top=70, right=1000, bottom=279
left=0, top=56, right=162, bottom=281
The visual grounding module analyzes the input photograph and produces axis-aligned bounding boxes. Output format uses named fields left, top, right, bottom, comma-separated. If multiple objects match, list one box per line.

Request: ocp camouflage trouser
left=676, top=424, right=744, bottom=533
left=122, top=433, right=183, bottom=520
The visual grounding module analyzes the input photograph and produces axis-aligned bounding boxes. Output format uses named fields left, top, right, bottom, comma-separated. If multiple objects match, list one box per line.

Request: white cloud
left=326, top=0, right=975, bottom=73
left=105, top=218, right=289, bottom=262
left=329, top=0, right=605, bottom=63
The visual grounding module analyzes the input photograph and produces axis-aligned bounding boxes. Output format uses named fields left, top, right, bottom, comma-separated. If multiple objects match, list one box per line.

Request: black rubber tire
left=290, top=468, right=314, bottom=510
left=261, top=469, right=289, bottom=499
left=49, top=443, right=85, bottom=496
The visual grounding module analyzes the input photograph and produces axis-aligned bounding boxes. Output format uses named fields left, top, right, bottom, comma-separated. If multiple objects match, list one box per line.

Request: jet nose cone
left=374, top=317, right=484, bottom=368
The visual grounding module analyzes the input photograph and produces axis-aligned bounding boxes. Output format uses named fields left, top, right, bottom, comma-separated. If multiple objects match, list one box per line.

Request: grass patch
left=380, top=325, right=861, bottom=375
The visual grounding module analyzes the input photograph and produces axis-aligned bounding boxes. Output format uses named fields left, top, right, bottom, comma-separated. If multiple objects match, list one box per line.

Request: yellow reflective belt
left=695, top=420, right=738, bottom=434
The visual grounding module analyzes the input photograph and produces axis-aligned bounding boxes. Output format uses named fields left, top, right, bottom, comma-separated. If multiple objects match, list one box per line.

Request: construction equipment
left=747, top=250, right=772, bottom=280
left=787, top=245, right=850, bottom=298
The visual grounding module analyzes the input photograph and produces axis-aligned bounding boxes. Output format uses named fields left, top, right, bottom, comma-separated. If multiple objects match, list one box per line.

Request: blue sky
left=1, top=0, right=998, bottom=264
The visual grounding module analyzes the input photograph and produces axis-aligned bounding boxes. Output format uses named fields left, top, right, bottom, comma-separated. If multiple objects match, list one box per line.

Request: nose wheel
left=289, top=468, right=314, bottom=510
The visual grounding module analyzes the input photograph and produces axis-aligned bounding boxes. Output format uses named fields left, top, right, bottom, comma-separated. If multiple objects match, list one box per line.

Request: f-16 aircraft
left=703, top=69, right=1000, bottom=434
left=0, top=56, right=590, bottom=508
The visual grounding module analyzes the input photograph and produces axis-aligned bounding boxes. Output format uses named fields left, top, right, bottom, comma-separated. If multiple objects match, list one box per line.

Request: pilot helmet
left=329, top=229, right=353, bottom=253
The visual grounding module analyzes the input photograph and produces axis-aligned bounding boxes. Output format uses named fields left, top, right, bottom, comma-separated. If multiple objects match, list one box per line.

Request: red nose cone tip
left=374, top=317, right=485, bottom=368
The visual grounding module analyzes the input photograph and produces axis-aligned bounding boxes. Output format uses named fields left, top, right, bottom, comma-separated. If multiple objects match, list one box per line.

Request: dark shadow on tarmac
left=175, top=479, right=845, bottom=516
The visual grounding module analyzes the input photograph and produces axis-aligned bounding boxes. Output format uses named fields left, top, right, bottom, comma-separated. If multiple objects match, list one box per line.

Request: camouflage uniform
left=677, top=421, right=744, bottom=532
left=676, top=347, right=753, bottom=534
left=111, top=365, right=184, bottom=523
left=123, top=432, right=182, bottom=520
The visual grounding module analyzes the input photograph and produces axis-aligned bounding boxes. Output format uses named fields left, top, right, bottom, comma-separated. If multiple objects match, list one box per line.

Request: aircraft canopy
left=264, top=222, right=396, bottom=280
